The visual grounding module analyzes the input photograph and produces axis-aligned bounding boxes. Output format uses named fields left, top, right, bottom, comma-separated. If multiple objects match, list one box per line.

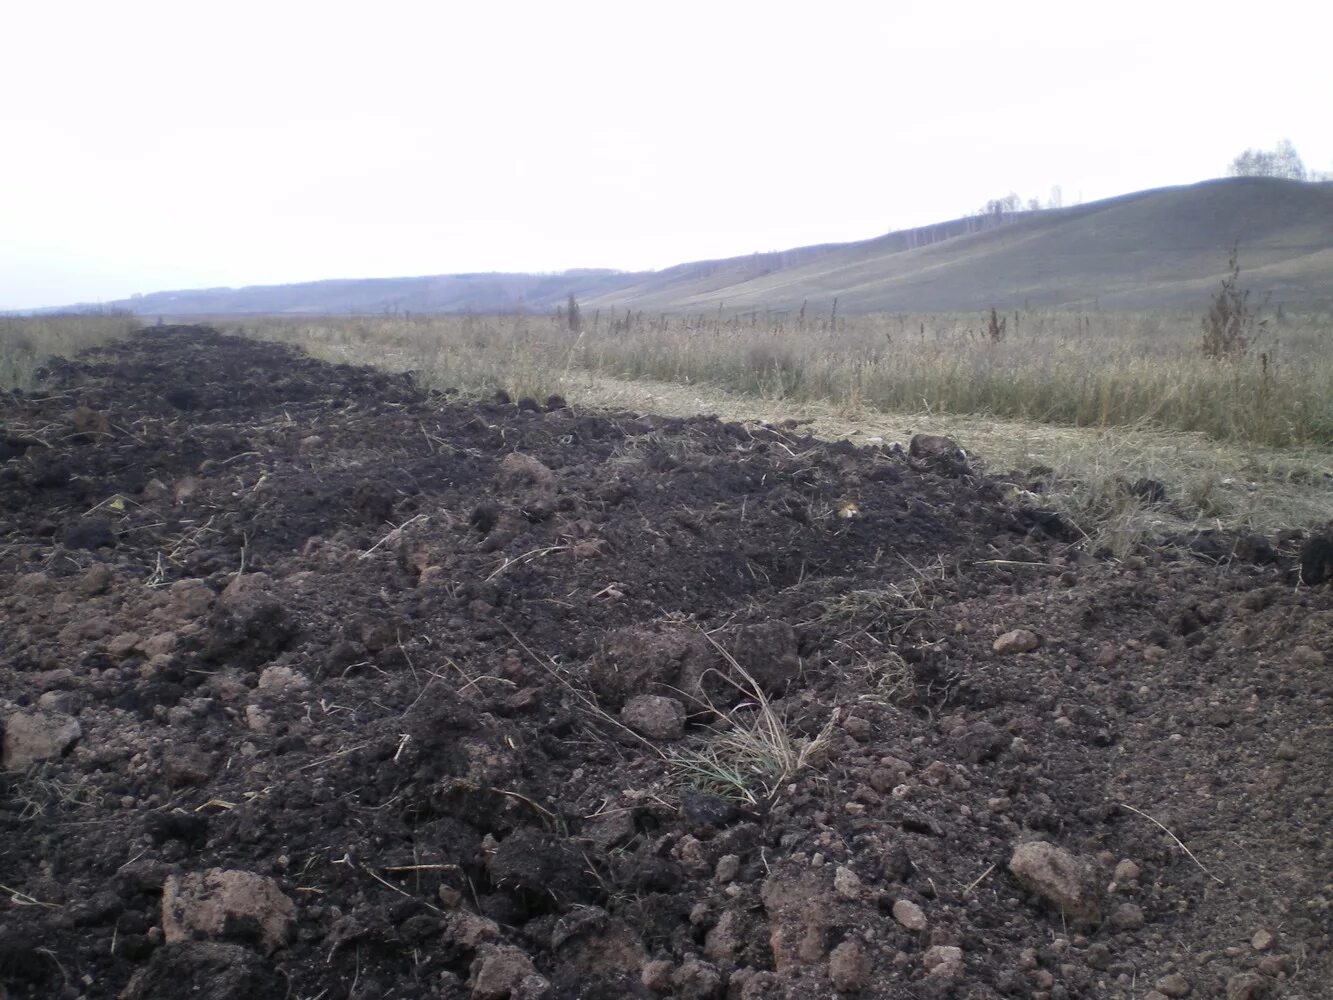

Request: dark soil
left=1, top=327, right=1328, bottom=1000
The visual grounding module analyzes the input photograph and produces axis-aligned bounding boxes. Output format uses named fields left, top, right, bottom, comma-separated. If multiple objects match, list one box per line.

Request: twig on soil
left=0, top=883, right=57, bottom=908
left=298, top=743, right=372, bottom=771
left=195, top=799, right=238, bottom=811
left=358, top=514, right=429, bottom=559
left=361, top=866, right=444, bottom=915
left=1117, top=802, right=1226, bottom=885
left=392, top=733, right=412, bottom=762
left=961, top=863, right=996, bottom=897
left=213, top=450, right=262, bottom=467
left=381, top=864, right=461, bottom=873
left=493, top=789, right=561, bottom=826
left=485, top=544, right=571, bottom=581
left=83, top=493, right=139, bottom=516
left=432, top=660, right=516, bottom=696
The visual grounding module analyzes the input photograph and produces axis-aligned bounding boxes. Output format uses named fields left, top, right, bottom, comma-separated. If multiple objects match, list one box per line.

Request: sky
left=3, top=0, right=1331, bottom=311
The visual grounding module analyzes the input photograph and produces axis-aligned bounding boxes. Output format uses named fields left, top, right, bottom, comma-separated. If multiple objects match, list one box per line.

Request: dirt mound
left=1, top=327, right=1328, bottom=998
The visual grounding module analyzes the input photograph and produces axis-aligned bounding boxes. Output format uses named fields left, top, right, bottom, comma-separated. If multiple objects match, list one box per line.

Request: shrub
left=1200, top=246, right=1262, bottom=360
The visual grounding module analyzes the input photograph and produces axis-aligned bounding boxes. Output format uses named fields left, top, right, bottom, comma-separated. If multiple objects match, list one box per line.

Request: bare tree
left=1228, top=140, right=1307, bottom=180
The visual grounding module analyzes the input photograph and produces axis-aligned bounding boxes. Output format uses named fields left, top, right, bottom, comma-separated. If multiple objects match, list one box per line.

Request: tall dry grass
left=0, top=311, right=139, bottom=389
left=222, top=308, right=1333, bottom=448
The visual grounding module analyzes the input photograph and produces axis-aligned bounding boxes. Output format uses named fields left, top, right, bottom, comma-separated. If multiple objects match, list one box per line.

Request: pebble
left=1225, top=972, right=1267, bottom=1000
left=1290, top=645, right=1324, bottom=667
left=891, top=900, right=927, bottom=932
left=641, top=959, right=673, bottom=992
left=834, top=866, right=862, bottom=901
left=1111, top=902, right=1146, bottom=931
left=1155, top=973, right=1191, bottom=997
left=715, top=855, right=740, bottom=883
left=1113, top=859, right=1141, bottom=882
left=1250, top=928, right=1274, bottom=951
left=828, top=940, right=870, bottom=993
left=993, top=629, right=1040, bottom=654
left=922, top=944, right=963, bottom=974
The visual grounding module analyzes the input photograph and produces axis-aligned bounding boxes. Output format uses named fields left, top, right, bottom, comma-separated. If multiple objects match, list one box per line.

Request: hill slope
left=581, top=177, right=1333, bottom=313
left=49, top=177, right=1333, bottom=316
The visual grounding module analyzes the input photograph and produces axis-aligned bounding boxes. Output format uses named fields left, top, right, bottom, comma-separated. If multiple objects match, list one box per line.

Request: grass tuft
left=666, top=637, right=839, bottom=808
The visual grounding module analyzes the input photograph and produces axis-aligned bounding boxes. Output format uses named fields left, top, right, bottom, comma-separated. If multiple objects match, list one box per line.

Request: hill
left=41, top=177, right=1333, bottom=316
left=580, top=177, right=1333, bottom=314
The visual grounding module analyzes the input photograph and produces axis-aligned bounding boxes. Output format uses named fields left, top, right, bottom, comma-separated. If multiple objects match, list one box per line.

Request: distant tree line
left=966, top=185, right=1065, bottom=227
left=1228, top=140, right=1329, bottom=181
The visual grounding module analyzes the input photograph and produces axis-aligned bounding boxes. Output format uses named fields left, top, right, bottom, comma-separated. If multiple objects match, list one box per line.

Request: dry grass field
left=214, top=309, right=1333, bottom=445
left=0, top=311, right=138, bottom=389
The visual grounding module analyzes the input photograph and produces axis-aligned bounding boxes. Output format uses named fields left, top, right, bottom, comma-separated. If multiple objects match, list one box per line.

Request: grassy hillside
left=99, top=269, right=634, bottom=317
left=582, top=178, right=1333, bottom=313
left=29, top=177, right=1333, bottom=317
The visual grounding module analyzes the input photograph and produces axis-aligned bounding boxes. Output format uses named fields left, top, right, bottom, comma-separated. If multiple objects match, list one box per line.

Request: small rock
left=833, top=866, right=862, bottom=901
left=106, top=631, right=143, bottom=658
left=641, top=959, right=674, bottom=993
left=36, top=690, right=79, bottom=715
left=891, top=899, right=927, bottom=932
left=255, top=666, right=309, bottom=698
left=1113, top=859, right=1141, bottom=883
left=680, top=790, right=739, bottom=829
left=1225, top=972, right=1268, bottom=1000
left=922, top=944, right=963, bottom=971
left=582, top=809, right=637, bottom=850
left=1291, top=645, right=1324, bottom=667
left=1250, top=928, right=1275, bottom=951
left=704, top=909, right=743, bottom=961
left=1298, top=534, right=1332, bottom=585
left=993, top=629, right=1040, bottom=654
left=909, top=433, right=963, bottom=461
left=715, top=855, right=741, bottom=883
left=162, top=869, right=296, bottom=955
left=620, top=695, right=686, bottom=740
left=244, top=705, right=271, bottom=733
left=841, top=715, right=872, bottom=741
left=1008, top=841, right=1101, bottom=925
left=1155, top=973, right=1191, bottom=997
left=76, top=562, right=114, bottom=595
left=143, top=632, right=179, bottom=657
left=670, top=958, right=722, bottom=1000
left=496, top=453, right=556, bottom=493
left=471, top=944, right=538, bottom=1000
left=2, top=710, right=82, bottom=769
left=445, top=910, right=500, bottom=949
left=829, top=940, right=870, bottom=993
left=162, top=746, right=216, bottom=788
left=1111, top=902, right=1146, bottom=931
left=1255, top=954, right=1288, bottom=976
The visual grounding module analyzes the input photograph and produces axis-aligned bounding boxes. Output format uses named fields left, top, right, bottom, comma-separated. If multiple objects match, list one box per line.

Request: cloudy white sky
left=2, top=0, right=1330, bottom=310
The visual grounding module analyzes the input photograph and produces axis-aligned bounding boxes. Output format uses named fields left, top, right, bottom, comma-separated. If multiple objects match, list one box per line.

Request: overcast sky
left=3, top=0, right=1330, bottom=311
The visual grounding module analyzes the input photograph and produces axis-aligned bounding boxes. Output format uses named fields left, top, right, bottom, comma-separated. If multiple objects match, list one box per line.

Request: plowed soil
left=1, top=327, right=1328, bottom=1000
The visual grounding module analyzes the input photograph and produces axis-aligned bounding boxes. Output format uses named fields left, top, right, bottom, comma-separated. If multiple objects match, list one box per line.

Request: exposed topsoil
left=0, top=327, right=1328, bottom=1000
